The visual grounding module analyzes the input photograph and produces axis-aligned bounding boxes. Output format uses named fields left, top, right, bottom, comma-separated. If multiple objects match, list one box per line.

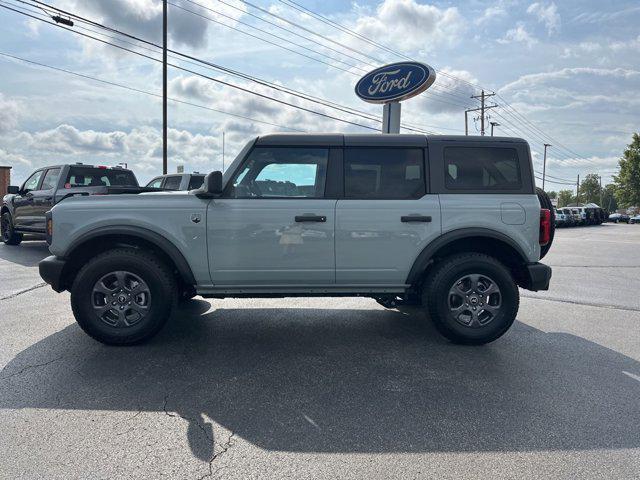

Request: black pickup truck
left=1, top=163, right=151, bottom=245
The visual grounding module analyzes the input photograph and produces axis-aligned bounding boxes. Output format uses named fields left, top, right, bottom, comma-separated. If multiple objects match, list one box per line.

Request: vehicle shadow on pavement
left=0, top=241, right=50, bottom=267
left=1, top=301, right=639, bottom=461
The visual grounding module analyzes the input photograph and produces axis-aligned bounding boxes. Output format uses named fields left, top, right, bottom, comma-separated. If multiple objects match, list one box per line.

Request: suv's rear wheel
left=71, top=248, right=177, bottom=345
left=423, top=253, right=519, bottom=345
left=1, top=212, right=23, bottom=245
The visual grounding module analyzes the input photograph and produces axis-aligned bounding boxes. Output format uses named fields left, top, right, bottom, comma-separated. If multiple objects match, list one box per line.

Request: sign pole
left=382, top=102, right=401, bottom=134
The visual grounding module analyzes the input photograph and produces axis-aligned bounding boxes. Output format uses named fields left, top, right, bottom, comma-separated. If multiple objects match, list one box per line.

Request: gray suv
left=39, top=134, right=553, bottom=346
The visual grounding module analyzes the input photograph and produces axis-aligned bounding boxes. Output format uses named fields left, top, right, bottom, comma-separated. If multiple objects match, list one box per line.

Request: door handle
left=401, top=215, right=432, bottom=223
left=295, top=215, right=326, bottom=222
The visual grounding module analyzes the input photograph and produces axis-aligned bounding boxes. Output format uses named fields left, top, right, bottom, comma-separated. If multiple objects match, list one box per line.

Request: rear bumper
left=520, top=262, right=552, bottom=291
left=39, top=255, right=66, bottom=292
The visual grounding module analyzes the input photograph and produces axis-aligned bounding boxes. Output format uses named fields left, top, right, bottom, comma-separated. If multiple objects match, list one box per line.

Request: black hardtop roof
left=255, top=133, right=527, bottom=147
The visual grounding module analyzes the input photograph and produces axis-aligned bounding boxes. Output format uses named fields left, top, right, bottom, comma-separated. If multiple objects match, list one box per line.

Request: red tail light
left=540, top=209, right=551, bottom=246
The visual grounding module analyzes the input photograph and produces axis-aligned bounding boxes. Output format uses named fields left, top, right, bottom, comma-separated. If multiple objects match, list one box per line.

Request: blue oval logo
left=355, top=62, right=436, bottom=104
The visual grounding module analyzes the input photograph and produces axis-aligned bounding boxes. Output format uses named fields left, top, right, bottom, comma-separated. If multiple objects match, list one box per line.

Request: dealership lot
left=1, top=224, right=639, bottom=479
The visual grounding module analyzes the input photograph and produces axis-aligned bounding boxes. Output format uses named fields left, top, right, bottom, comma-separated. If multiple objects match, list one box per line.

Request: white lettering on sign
left=367, top=69, right=413, bottom=96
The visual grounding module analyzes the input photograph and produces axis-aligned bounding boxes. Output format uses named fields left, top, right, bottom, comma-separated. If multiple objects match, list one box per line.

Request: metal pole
left=465, top=110, right=468, bottom=136
left=542, top=143, right=551, bottom=191
left=576, top=174, right=580, bottom=205
left=222, top=131, right=225, bottom=172
left=480, top=90, right=485, bottom=136
left=490, top=121, right=499, bottom=136
left=382, top=102, right=401, bottom=134
left=162, top=0, right=168, bottom=175
left=599, top=175, right=603, bottom=206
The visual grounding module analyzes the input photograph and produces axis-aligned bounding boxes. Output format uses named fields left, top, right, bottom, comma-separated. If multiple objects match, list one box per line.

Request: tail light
left=45, top=211, right=53, bottom=245
left=539, top=208, right=551, bottom=246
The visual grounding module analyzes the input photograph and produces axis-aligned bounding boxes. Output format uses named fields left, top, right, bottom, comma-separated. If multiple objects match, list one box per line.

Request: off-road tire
left=71, top=248, right=177, bottom=345
left=536, top=187, right=555, bottom=259
left=1, top=212, right=23, bottom=245
left=423, top=253, right=519, bottom=345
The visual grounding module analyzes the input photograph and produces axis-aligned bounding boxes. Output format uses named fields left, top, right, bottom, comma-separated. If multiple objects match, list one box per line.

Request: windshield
left=65, top=167, right=138, bottom=187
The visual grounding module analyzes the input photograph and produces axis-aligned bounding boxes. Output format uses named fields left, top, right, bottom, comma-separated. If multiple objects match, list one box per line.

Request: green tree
left=557, top=189, right=574, bottom=207
left=601, top=184, right=618, bottom=213
left=579, top=173, right=601, bottom=204
left=613, top=133, right=640, bottom=208
left=546, top=190, right=557, bottom=199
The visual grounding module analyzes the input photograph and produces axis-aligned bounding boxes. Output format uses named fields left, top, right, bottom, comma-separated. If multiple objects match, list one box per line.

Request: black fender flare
left=64, top=225, right=196, bottom=285
left=405, top=228, right=529, bottom=285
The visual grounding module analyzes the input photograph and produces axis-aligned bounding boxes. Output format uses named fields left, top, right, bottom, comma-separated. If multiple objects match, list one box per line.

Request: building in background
left=0, top=166, right=11, bottom=196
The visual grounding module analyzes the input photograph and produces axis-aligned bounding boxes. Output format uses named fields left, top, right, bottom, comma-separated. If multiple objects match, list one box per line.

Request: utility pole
left=576, top=174, right=580, bottom=205
left=542, top=143, right=551, bottom=191
left=162, top=0, right=168, bottom=175
left=490, top=121, right=500, bottom=136
left=599, top=175, right=602, bottom=205
left=471, top=90, right=497, bottom=136
left=465, top=110, right=469, bottom=135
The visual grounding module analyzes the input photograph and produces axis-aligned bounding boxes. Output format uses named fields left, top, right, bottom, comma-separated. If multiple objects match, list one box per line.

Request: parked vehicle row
left=554, top=206, right=607, bottom=227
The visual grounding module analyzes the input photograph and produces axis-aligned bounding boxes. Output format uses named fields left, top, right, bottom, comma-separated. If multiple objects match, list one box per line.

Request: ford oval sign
left=355, top=62, right=436, bottom=104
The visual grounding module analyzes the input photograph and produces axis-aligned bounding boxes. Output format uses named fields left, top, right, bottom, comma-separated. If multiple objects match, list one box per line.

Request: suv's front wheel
left=70, top=248, right=177, bottom=345
left=423, top=254, right=519, bottom=345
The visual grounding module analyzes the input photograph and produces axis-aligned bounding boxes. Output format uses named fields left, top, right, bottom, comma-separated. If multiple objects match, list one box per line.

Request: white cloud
left=0, top=93, right=21, bottom=134
left=350, top=0, right=466, bottom=52
left=498, top=23, right=538, bottom=48
left=0, top=149, right=31, bottom=168
left=527, top=2, right=561, bottom=35
left=64, top=0, right=246, bottom=50
left=475, top=5, right=507, bottom=26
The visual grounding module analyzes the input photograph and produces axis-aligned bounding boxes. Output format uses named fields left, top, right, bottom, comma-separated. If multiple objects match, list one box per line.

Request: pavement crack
left=198, top=431, right=235, bottom=480
left=0, top=282, right=47, bottom=301
left=0, top=356, right=63, bottom=381
left=162, top=395, right=213, bottom=443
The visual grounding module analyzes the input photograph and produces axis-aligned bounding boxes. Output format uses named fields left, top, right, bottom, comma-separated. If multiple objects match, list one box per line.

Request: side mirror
left=195, top=171, right=223, bottom=198
left=7, top=185, right=19, bottom=194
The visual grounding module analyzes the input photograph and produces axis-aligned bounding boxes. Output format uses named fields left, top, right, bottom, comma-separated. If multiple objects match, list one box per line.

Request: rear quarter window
left=444, top=147, right=522, bottom=190
left=66, top=167, right=138, bottom=187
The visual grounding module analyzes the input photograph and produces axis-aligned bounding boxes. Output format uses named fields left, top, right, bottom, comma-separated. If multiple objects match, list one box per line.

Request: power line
left=0, top=51, right=306, bottom=132
left=0, top=3, right=384, bottom=132
left=11, top=0, right=441, bottom=134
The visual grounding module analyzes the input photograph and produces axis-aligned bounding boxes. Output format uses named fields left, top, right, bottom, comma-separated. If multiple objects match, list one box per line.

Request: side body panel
left=49, top=193, right=211, bottom=284
left=335, top=197, right=441, bottom=284
left=207, top=199, right=336, bottom=285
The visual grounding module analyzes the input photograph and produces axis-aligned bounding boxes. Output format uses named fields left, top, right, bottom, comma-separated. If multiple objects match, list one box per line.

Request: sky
left=0, top=0, right=638, bottom=189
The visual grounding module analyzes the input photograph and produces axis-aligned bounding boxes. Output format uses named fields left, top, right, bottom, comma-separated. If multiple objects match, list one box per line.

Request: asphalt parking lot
left=1, top=224, right=639, bottom=479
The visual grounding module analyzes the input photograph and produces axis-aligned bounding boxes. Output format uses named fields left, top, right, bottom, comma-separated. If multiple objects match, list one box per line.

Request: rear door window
left=444, top=147, right=522, bottom=190
left=344, top=148, right=425, bottom=199
left=187, top=175, right=205, bottom=190
left=40, top=168, right=61, bottom=190
left=163, top=176, right=182, bottom=190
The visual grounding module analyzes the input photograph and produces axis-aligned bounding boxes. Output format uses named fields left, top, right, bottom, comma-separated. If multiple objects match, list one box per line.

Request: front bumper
left=39, top=255, right=66, bottom=292
left=520, top=262, right=552, bottom=291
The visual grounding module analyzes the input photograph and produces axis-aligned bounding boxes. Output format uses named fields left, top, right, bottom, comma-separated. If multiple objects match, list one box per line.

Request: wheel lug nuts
left=112, top=302, right=116, bottom=305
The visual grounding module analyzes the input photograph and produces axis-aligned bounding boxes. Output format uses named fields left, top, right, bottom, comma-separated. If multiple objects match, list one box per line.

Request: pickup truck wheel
left=1, top=213, right=23, bottom=246
left=423, top=253, right=519, bottom=345
left=71, top=248, right=177, bottom=345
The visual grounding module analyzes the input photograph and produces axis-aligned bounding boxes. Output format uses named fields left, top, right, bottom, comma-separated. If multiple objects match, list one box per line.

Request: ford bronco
left=38, top=134, right=553, bottom=346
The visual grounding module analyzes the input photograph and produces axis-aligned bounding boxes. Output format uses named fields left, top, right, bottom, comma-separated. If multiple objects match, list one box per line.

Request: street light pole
left=542, top=143, right=551, bottom=191
left=490, top=121, right=500, bottom=136
left=162, top=0, right=168, bottom=175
